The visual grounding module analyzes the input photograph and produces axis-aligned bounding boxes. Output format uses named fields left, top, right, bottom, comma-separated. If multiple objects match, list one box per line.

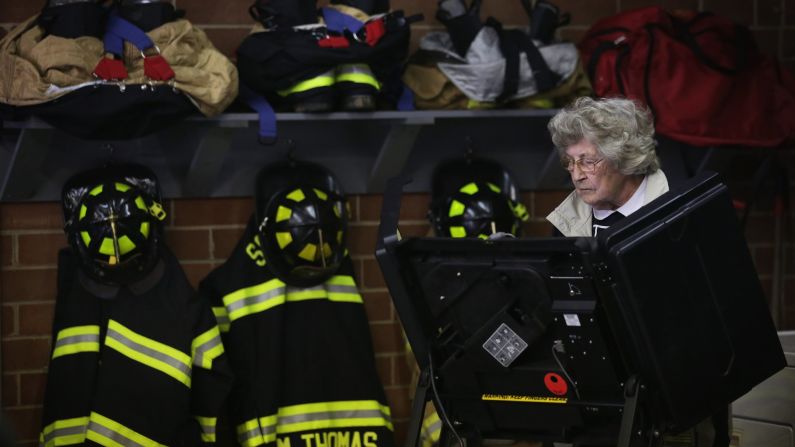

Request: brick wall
left=2, top=0, right=795, bottom=446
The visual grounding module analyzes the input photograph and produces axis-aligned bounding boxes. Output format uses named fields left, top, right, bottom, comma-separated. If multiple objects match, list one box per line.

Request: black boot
left=436, top=0, right=483, bottom=57
left=38, top=0, right=105, bottom=38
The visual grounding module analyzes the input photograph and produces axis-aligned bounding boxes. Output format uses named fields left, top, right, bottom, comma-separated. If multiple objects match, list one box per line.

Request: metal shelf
left=0, top=109, right=572, bottom=202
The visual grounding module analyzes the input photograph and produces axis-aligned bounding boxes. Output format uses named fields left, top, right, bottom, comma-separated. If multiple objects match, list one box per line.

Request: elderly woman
left=546, top=96, right=668, bottom=237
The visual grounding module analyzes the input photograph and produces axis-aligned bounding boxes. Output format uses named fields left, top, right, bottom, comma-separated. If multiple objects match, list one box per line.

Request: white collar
left=592, top=175, right=648, bottom=220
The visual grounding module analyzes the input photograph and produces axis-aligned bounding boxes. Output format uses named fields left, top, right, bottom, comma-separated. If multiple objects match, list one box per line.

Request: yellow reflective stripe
left=41, top=416, right=89, bottom=447
left=86, top=412, right=166, bottom=447
left=114, top=182, right=130, bottom=192
left=271, top=400, right=393, bottom=434
left=105, top=320, right=192, bottom=387
left=89, top=185, right=103, bottom=196
left=277, top=74, right=335, bottom=97
left=79, top=205, right=87, bottom=220
left=514, top=202, right=529, bottom=221
left=135, top=196, right=147, bottom=210
left=223, top=278, right=287, bottom=322
left=237, top=418, right=268, bottom=447
left=313, top=188, right=328, bottom=200
left=117, top=235, right=135, bottom=255
left=448, top=200, right=465, bottom=217
left=80, top=231, right=91, bottom=246
left=449, top=226, right=466, bottom=238
left=335, top=73, right=380, bottom=90
left=421, top=411, right=441, bottom=447
left=140, top=221, right=150, bottom=238
left=195, top=416, right=217, bottom=443
left=486, top=182, right=501, bottom=193
left=192, top=325, right=224, bottom=370
left=212, top=306, right=230, bottom=333
left=52, top=325, right=100, bottom=359
left=223, top=275, right=362, bottom=323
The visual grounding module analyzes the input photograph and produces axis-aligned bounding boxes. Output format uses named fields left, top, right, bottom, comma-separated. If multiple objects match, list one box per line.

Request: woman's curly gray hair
left=548, top=96, right=659, bottom=175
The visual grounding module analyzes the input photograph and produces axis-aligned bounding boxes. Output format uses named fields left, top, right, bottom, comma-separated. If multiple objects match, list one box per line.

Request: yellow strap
left=195, top=416, right=217, bottom=443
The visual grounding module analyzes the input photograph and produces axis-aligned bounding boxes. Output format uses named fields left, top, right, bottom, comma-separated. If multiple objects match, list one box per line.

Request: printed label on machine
left=482, top=323, right=528, bottom=367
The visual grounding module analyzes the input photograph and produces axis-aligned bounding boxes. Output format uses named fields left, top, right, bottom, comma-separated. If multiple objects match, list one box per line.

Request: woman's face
left=564, top=139, right=638, bottom=210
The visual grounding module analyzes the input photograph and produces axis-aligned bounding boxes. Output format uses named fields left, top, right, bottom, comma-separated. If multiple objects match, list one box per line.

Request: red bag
left=580, top=7, right=795, bottom=148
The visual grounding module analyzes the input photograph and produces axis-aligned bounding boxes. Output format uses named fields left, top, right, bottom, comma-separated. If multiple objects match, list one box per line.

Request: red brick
left=559, top=27, right=587, bottom=44
left=361, top=291, right=393, bottom=322
left=200, top=27, right=252, bottom=61
left=375, top=356, right=393, bottom=386
left=5, top=406, right=43, bottom=442
left=359, top=194, right=431, bottom=222
left=523, top=220, right=555, bottom=237
left=398, top=223, right=432, bottom=239
left=0, top=203, right=63, bottom=231
left=17, top=233, right=67, bottom=266
left=757, top=0, right=785, bottom=26
left=2, top=305, right=15, bottom=337
left=394, top=354, right=413, bottom=388
left=384, top=386, right=412, bottom=421
left=361, top=259, right=386, bottom=289
left=534, top=190, right=572, bottom=218
left=20, top=372, right=47, bottom=406
left=18, top=303, right=55, bottom=337
left=1, top=338, right=51, bottom=371
left=0, top=3, right=41, bottom=23
left=164, top=228, right=211, bottom=261
left=783, top=29, right=795, bottom=59
left=180, top=0, right=252, bottom=24
left=620, top=0, right=699, bottom=12
left=212, top=227, right=246, bottom=260
left=554, top=0, right=619, bottom=26
left=701, top=0, right=754, bottom=25
left=1, top=235, right=12, bottom=267
left=481, top=1, right=531, bottom=27
left=370, top=321, right=402, bottom=354
left=3, top=374, right=18, bottom=407
left=1, top=269, right=57, bottom=303
left=752, top=28, right=781, bottom=59
left=172, top=198, right=253, bottom=227
left=348, top=224, right=379, bottom=257
left=752, top=245, right=775, bottom=275
left=181, top=263, right=216, bottom=290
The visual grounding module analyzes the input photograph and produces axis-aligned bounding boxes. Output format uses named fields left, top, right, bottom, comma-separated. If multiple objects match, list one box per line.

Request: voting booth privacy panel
left=376, top=172, right=785, bottom=446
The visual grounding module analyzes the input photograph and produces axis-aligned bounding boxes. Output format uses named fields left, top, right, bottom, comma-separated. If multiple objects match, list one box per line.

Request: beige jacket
left=0, top=16, right=238, bottom=116
left=546, top=169, right=670, bottom=237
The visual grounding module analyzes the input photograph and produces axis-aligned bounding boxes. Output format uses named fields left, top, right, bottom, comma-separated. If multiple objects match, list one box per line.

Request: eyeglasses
left=560, top=156, right=604, bottom=173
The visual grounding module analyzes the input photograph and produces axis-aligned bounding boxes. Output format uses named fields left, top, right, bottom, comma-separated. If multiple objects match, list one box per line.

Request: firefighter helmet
left=255, top=162, right=348, bottom=287
left=429, top=158, right=528, bottom=238
left=62, top=165, right=166, bottom=285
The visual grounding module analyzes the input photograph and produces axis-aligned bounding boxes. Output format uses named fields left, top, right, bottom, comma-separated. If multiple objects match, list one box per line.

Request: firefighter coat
left=198, top=218, right=395, bottom=447
left=41, top=248, right=233, bottom=446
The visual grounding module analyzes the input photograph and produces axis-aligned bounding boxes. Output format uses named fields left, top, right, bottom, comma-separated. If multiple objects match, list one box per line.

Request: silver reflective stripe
left=193, top=336, right=222, bottom=368
left=226, top=287, right=285, bottom=315
left=215, top=313, right=230, bottom=327
left=43, top=424, right=87, bottom=445
left=54, top=333, right=99, bottom=348
left=278, top=409, right=387, bottom=425
left=238, top=427, right=261, bottom=444
left=88, top=420, right=146, bottom=447
left=106, top=328, right=191, bottom=378
left=337, top=64, right=374, bottom=75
